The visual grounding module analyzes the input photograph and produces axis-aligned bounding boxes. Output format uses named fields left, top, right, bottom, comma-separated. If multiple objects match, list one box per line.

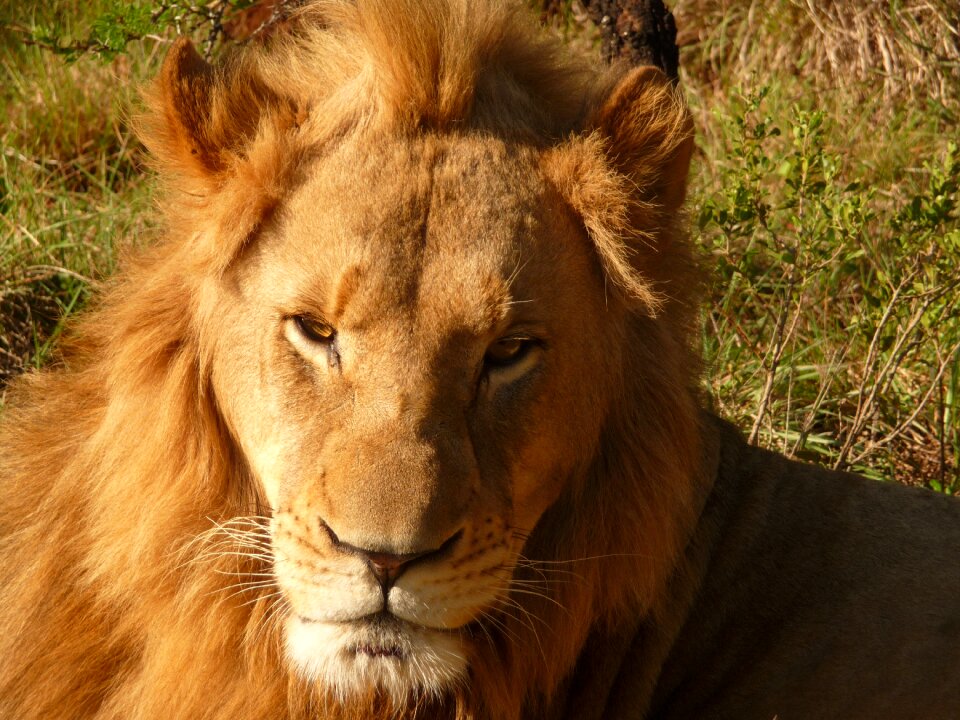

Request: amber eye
left=294, top=315, right=336, bottom=343
left=484, top=336, right=534, bottom=369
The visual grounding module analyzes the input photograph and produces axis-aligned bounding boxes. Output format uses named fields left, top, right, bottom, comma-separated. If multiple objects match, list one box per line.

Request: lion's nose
left=363, top=550, right=422, bottom=593
left=321, top=521, right=463, bottom=595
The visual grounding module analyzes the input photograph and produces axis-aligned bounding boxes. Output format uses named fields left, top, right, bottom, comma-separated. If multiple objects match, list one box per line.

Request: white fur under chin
left=285, top=615, right=469, bottom=703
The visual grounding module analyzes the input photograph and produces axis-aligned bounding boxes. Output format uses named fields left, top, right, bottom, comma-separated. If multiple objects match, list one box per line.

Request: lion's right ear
left=143, top=38, right=224, bottom=184
left=142, top=38, right=302, bottom=192
left=140, top=38, right=309, bottom=272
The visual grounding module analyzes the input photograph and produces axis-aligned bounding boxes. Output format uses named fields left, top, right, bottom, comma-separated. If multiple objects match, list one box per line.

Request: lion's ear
left=542, top=68, right=695, bottom=309
left=143, top=38, right=301, bottom=191
left=588, top=66, right=694, bottom=213
left=147, top=38, right=224, bottom=182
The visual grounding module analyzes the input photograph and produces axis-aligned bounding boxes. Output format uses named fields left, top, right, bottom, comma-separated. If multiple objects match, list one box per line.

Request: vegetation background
left=1, top=0, right=958, bottom=490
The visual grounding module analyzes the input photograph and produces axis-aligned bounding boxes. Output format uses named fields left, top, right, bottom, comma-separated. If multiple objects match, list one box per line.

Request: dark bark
left=579, top=0, right=680, bottom=81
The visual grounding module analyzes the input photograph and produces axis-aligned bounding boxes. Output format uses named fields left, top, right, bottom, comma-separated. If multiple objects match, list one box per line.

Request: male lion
left=1, top=1, right=959, bottom=719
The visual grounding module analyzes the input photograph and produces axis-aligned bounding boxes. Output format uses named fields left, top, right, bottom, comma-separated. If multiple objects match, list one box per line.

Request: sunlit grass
left=0, top=2, right=162, bottom=394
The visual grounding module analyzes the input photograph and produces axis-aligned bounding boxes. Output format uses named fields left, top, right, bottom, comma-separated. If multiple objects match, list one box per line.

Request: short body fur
left=1, top=2, right=959, bottom=719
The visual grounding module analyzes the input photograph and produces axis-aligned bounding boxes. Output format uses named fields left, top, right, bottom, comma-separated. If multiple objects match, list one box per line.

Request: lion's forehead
left=267, top=134, right=565, bottom=329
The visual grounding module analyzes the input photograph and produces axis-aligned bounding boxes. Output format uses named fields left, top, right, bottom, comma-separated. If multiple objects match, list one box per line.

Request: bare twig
left=790, top=346, right=848, bottom=457
left=848, top=340, right=960, bottom=467
left=834, top=281, right=956, bottom=469
left=748, top=287, right=802, bottom=445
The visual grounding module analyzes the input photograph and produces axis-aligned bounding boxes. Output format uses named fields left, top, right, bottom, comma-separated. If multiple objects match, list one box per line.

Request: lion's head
left=225, top=133, right=622, bottom=700
left=0, top=1, right=707, bottom=718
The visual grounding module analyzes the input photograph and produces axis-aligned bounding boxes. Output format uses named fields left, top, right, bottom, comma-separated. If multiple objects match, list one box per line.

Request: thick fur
left=1, top=2, right=958, bottom=720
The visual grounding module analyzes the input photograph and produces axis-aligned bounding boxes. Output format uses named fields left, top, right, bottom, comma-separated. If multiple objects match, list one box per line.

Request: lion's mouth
left=355, top=643, right=405, bottom=659
left=350, top=615, right=407, bottom=660
left=296, top=612, right=414, bottom=660
left=285, top=607, right=469, bottom=698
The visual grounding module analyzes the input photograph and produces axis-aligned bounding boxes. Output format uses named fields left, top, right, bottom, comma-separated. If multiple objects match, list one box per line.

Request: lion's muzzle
left=321, top=519, right=464, bottom=597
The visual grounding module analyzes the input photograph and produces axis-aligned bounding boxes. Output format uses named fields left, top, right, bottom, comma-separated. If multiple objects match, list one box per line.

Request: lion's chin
left=285, top=614, right=468, bottom=703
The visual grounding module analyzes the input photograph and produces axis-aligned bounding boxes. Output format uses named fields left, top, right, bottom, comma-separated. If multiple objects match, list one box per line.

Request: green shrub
left=4, top=0, right=259, bottom=61
left=695, top=87, right=960, bottom=488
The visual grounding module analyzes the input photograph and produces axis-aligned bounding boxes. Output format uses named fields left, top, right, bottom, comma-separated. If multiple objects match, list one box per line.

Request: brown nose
left=363, top=550, right=426, bottom=593
left=322, top=522, right=463, bottom=595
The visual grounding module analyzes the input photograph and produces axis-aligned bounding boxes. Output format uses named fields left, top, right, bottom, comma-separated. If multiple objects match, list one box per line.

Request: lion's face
left=209, top=133, right=621, bottom=699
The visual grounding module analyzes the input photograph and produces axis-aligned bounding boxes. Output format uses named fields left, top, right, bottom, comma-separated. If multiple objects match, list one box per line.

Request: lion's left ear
left=541, top=67, right=695, bottom=309
left=587, top=66, right=694, bottom=213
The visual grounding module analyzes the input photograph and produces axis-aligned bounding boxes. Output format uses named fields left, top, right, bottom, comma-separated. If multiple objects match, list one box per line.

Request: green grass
left=1, top=0, right=958, bottom=490
left=692, top=87, right=959, bottom=486
left=0, top=1, right=163, bottom=392
left=675, top=0, right=960, bottom=488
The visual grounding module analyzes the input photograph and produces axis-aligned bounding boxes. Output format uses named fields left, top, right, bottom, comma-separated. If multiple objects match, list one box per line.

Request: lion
left=1, top=1, right=959, bottom=718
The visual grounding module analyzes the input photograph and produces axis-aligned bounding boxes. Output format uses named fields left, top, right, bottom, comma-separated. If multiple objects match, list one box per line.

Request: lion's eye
left=484, top=336, right=534, bottom=369
left=288, top=315, right=342, bottom=370
left=294, top=315, right=336, bottom=344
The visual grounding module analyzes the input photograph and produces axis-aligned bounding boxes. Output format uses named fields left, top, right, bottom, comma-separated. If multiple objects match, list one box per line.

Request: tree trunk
left=579, top=0, right=680, bottom=81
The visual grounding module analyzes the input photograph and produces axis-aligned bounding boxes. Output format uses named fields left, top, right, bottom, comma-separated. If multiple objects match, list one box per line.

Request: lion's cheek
left=388, top=566, right=507, bottom=629
left=240, top=434, right=291, bottom=508
left=509, top=439, right=578, bottom=533
left=208, top=338, right=292, bottom=507
left=273, top=552, right=383, bottom=623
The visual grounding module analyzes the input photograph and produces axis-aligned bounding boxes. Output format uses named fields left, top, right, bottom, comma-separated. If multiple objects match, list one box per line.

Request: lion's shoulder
left=641, top=413, right=960, bottom=719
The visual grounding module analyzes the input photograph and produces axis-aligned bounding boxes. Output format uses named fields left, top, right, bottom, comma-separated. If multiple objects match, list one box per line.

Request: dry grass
left=673, top=0, right=960, bottom=105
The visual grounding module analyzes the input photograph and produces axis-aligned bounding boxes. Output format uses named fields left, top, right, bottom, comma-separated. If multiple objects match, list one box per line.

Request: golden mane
left=0, top=2, right=703, bottom=719
left=139, top=0, right=693, bottom=303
